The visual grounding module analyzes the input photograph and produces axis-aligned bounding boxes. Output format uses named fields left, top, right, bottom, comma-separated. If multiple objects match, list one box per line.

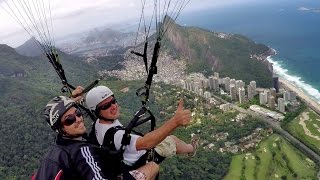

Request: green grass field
left=223, top=155, right=244, bottom=180
left=286, top=108, right=320, bottom=154
left=223, top=134, right=318, bottom=180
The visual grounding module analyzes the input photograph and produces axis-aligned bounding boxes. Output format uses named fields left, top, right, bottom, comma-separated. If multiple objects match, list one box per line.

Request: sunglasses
left=98, top=98, right=117, bottom=111
left=62, top=108, right=82, bottom=126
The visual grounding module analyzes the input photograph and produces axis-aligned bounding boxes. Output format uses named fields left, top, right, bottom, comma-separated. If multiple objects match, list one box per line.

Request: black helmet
left=43, top=96, right=76, bottom=132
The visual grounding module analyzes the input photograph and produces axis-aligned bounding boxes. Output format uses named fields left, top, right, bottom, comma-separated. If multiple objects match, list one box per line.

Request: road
left=214, top=95, right=320, bottom=165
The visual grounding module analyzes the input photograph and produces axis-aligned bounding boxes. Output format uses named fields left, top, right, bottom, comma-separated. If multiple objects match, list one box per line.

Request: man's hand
left=171, top=99, right=191, bottom=127
left=71, top=86, right=84, bottom=103
left=136, top=98, right=192, bottom=150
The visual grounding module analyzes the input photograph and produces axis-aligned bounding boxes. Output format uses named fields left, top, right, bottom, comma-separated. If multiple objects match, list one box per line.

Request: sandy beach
left=279, top=78, right=320, bottom=115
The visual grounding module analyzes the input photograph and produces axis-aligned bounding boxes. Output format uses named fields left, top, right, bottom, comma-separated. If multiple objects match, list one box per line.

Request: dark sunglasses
left=62, top=108, right=82, bottom=126
left=98, top=98, right=117, bottom=111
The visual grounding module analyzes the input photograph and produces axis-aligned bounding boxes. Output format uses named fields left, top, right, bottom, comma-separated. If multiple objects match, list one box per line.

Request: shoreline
left=266, top=49, right=320, bottom=115
left=279, top=78, right=320, bottom=115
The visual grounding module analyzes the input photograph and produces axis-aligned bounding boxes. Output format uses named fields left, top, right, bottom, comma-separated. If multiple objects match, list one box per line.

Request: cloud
left=298, top=7, right=310, bottom=11
left=0, top=0, right=249, bottom=47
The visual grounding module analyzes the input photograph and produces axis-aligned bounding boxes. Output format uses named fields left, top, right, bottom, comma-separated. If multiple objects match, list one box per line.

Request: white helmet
left=86, top=86, right=114, bottom=111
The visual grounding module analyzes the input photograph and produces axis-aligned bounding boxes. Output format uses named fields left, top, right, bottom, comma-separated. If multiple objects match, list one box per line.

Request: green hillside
left=0, top=44, right=98, bottom=179
left=165, top=22, right=273, bottom=87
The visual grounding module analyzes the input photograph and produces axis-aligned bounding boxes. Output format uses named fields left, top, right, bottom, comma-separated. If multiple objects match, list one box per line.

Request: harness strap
left=101, top=126, right=152, bottom=169
left=103, top=126, right=125, bottom=151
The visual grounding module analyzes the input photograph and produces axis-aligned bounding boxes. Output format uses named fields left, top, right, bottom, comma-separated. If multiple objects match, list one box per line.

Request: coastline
left=279, top=78, right=320, bottom=115
left=265, top=48, right=320, bottom=115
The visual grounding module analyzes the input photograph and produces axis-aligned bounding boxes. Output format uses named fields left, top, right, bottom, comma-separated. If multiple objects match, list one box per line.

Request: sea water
left=179, top=0, right=320, bottom=103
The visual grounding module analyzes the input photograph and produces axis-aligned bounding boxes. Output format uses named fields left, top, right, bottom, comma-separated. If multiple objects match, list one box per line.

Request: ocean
left=178, top=0, right=320, bottom=103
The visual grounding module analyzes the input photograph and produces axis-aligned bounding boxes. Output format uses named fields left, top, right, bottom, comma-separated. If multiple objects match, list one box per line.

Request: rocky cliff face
left=165, top=24, right=220, bottom=71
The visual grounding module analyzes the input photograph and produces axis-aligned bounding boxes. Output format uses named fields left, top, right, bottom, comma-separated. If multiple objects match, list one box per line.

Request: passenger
left=85, top=86, right=200, bottom=169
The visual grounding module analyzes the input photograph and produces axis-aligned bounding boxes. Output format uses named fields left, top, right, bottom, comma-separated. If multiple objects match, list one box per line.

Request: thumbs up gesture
left=172, top=99, right=192, bottom=127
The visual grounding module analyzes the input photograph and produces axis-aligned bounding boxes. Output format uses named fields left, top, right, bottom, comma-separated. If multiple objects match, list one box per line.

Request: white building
left=236, top=80, right=244, bottom=95
left=247, top=84, right=254, bottom=101
left=270, top=88, right=276, bottom=99
left=230, top=79, right=236, bottom=86
left=239, top=87, right=246, bottom=104
left=278, top=98, right=285, bottom=113
left=264, top=90, right=270, bottom=103
left=194, top=82, right=200, bottom=94
left=284, top=91, right=290, bottom=102
left=230, top=84, right=237, bottom=101
left=214, top=72, right=219, bottom=78
left=224, top=77, right=231, bottom=92
left=250, top=81, right=257, bottom=95
left=204, top=91, right=211, bottom=99
left=199, top=88, right=204, bottom=96
left=181, top=80, right=187, bottom=89
left=259, top=92, right=267, bottom=105
left=250, top=105, right=284, bottom=121
left=268, top=96, right=275, bottom=109
left=208, top=76, right=214, bottom=90
left=220, top=103, right=232, bottom=111
left=213, top=77, right=219, bottom=92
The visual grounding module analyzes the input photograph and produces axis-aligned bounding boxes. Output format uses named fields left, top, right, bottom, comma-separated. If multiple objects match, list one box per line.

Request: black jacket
left=34, top=134, right=109, bottom=180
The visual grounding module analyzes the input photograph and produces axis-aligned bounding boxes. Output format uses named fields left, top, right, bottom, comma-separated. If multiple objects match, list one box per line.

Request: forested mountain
left=164, top=18, right=274, bottom=87
left=15, top=37, right=43, bottom=57
left=0, top=44, right=97, bottom=179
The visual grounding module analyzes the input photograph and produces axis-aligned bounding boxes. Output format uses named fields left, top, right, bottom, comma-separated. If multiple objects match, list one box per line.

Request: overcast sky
left=0, top=0, right=250, bottom=47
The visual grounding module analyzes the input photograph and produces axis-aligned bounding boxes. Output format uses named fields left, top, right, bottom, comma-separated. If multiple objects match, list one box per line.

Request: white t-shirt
left=95, top=119, right=146, bottom=166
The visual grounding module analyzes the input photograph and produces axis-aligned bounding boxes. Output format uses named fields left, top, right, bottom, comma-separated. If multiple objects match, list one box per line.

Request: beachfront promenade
left=279, top=78, right=320, bottom=115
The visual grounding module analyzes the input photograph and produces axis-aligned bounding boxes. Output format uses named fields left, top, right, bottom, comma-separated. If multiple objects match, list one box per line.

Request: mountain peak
left=0, top=44, right=16, bottom=53
left=15, top=37, right=43, bottom=57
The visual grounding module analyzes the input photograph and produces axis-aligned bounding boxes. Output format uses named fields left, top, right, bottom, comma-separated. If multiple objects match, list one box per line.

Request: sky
left=0, top=0, right=252, bottom=47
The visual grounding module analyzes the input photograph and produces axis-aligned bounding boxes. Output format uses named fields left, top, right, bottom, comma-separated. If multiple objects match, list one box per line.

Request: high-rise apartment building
left=230, top=84, right=237, bottom=101
left=268, top=96, right=275, bottom=109
left=239, top=87, right=246, bottom=104
left=250, top=81, right=257, bottom=95
left=214, top=72, right=219, bottom=78
left=247, top=85, right=254, bottom=100
left=273, top=76, right=280, bottom=93
left=270, top=88, right=276, bottom=99
left=259, top=92, right=267, bottom=105
left=224, top=77, right=231, bottom=91
left=278, top=98, right=285, bottom=113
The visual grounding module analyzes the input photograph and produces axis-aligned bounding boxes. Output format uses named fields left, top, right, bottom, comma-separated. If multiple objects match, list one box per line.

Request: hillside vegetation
left=165, top=20, right=273, bottom=87
left=0, top=44, right=97, bottom=179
